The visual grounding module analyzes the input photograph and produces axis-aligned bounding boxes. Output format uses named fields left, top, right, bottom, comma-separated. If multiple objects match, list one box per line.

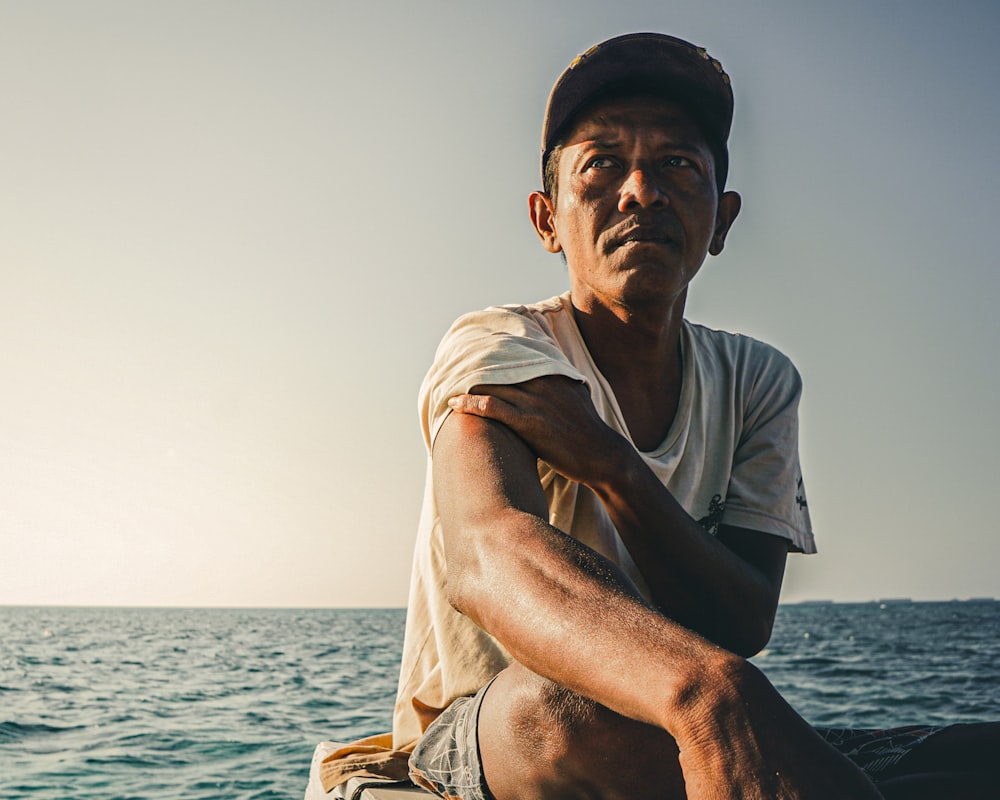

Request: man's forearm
left=448, top=379, right=785, bottom=655
left=437, top=411, right=746, bottom=740
left=588, top=440, right=784, bottom=655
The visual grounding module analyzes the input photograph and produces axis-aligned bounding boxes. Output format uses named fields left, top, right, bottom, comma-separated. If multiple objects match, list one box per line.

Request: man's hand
left=448, top=376, right=787, bottom=657
left=675, top=659, right=884, bottom=800
left=447, top=375, right=630, bottom=488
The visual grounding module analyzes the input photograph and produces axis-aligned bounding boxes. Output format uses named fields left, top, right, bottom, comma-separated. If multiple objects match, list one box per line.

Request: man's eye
left=665, top=156, right=693, bottom=168
left=587, top=156, right=617, bottom=169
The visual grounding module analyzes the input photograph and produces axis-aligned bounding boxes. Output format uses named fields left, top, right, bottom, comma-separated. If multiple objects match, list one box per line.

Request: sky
left=2, top=0, right=998, bottom=608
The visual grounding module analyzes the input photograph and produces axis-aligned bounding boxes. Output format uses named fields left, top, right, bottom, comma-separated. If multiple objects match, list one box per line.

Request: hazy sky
left=2, top=0, right=998, bottom=607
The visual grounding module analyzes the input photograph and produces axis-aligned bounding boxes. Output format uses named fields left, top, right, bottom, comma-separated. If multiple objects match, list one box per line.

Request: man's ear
left=529, top=191, right=562, bottom=254
left=709, top=190, right=742, bottom=256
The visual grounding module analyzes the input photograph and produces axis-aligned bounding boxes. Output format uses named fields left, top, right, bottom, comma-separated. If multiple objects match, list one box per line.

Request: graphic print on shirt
left=697, top=494, right=726, bottom=535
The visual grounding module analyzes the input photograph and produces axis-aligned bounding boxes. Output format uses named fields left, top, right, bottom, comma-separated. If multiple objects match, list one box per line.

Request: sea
left=2, top=601, right=998, bottom=799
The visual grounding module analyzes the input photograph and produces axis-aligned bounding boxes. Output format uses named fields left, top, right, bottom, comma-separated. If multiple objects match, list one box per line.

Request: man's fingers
left=448, top=393, right=516, bottom=422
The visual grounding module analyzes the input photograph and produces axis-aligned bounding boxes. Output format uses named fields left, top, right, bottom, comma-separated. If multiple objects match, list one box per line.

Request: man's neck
left=571, top=292, right=686, bottom=451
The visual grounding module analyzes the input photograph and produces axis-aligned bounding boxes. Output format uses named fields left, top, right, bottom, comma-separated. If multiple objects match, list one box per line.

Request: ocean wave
left=0, top=720, right=86, bottom=743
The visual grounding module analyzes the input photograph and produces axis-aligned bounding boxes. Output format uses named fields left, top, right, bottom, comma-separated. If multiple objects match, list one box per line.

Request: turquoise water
left=1, top=608, right=404, bottom=798
left=752, top=600, right=1000, bottom=727
left=2, top=602, right=998, bottom=798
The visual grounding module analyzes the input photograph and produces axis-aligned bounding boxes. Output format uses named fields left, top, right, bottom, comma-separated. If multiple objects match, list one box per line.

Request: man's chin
left=615, top=270, right=694, bottom=305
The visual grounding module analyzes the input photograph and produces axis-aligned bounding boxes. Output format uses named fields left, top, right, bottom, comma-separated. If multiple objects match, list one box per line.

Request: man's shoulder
left=434, top=293, right=576, bottom=359
left=448, top=293, right=571, bottom=333
left=420, top=292, right=585, bottom=451
left=683, top=321, right=801, bottom=387
left=684, top=321, right=794, bottom=363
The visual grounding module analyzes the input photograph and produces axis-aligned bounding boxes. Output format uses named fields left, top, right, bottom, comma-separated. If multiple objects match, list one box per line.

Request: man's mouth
left=621, top=233, right=674, bottom=245
left=609, top=225, right=680, bottom=250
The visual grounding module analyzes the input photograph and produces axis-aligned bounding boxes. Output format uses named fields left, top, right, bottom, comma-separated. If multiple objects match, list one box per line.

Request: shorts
left=817, top=725, right=943, bottom=778
left=409, top=681, right=943, bottom=798
left=409, top=679, right=495, bottom=800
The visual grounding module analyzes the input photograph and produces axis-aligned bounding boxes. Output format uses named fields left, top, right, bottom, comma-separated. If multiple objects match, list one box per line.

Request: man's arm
left=435, top=407, right=739, bottom=732
left=434, top=409, right=882, bottom=799
left=447, top=375, right=787, bottom=656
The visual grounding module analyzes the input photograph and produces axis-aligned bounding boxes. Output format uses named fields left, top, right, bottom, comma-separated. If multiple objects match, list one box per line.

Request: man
left=385, top=33, right=998, bottom=800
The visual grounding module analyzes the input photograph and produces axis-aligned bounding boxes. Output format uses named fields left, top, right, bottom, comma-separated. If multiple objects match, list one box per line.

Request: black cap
left=541, top=33, right=734, bottom=180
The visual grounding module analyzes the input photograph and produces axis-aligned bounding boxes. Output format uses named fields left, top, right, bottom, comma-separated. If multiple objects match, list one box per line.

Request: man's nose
left=618, top=169, right=666, bottom=211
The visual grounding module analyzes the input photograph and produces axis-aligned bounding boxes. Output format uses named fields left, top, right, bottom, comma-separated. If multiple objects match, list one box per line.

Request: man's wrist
left=586, top=430, right=644, bottom=498
left=665, top=651, right=756, bottom=747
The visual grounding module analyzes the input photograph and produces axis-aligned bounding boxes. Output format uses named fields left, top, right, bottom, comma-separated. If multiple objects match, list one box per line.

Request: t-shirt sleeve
left=418, top=305, right=588, bottom=451
left=721, top=348, right=816, bottom=554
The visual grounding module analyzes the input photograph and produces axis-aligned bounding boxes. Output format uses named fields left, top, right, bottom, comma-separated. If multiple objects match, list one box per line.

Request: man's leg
left=476, top=663, right=687, bottom=800
left=817, top=723, right=1000, bottom=799
left=874, top=722, right=1000, bottom=800
left=888, top=722, right=1000, bottom=774
left=413, top=666, right=1000, bottom=800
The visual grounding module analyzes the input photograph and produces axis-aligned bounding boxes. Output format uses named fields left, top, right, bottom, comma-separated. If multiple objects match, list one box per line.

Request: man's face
left=531, top=95, right=740, bottom=314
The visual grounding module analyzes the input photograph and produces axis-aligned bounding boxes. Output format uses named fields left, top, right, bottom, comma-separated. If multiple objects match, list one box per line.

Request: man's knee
left=479, top=665, right=684, bottom=800
left=487, top=666, right=600, bottom=768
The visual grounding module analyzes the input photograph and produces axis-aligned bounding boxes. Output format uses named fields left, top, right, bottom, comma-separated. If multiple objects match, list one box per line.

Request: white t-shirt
left=392, top=293, right=815, bottom=748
